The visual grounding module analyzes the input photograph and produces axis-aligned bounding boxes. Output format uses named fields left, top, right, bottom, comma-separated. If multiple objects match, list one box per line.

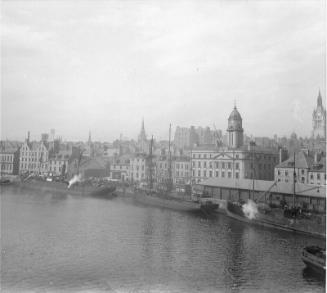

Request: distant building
left=110, top=155, right=130, bottom=181
left=174, top=125, right=218, bottom=149
left=19, top=133, right=49, bottom=175
left=0, top=141, right=20, bottom=175
left=129, top=153, right=147, bottom=183
left=275, top=150, right=326, bottom=185
left=312, top=90, right=326, bottom=139
left=48, top=150, right=70, bottom=177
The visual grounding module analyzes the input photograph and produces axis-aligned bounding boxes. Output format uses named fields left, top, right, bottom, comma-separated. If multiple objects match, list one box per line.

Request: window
left=193, top=170, right=195, bottom=176
left=222, top=171, right=225, bottom=178
left=228, top=172, right=231, bottom=178
left=301, top=169, right=305, bottom=175
left=236, top=173, right=239, bottom=179
left=209, top=162, right=212, bottom=168
left=203, top=170, right=206, bottom=177
left=285, top=171, right=288, bottom=176
left=204, top=162, right=207, bottom=168
left=209, top=171, right=212, bottom=177
left=198, top=161, right=201, bottom=168
left=236, top=163, right=239, bottom=170
left=199, top=154, right=201, bottom=159
left=310, top=174, right=314, bottom=180
left=228, top=162, right=231, bottom=169
left=278, top=170, right=281, bottom=176
left=317, top=173, right=321, bottom=180
left=301, top=177, right=305, bottom=183
left=204, top=154, right=207, bottom=159
left=192, top=161, right=195, bottom=167
left=222, top=162, right=225, bottom=169
left=198, top=170, right=201, bottom=177
left=215, top=171, right=219, bottom=177
left=236, top=154, right=239, bottom=159
left=193, top=154, right=195, bottom=158
left=215, top=162, right=219, bottom=169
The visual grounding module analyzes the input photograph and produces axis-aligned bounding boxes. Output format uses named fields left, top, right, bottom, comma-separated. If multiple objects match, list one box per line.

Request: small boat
left=302, top=246, right=326, bottom=274
left=0, top=178, right=12, bottom=185
left=200, top=199, right=219, bottom=213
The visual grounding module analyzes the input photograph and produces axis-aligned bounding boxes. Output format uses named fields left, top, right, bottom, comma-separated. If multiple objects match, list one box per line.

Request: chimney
left=279, top=147, right=288, bottom=164
left=314, top=152, right=321, bottom=163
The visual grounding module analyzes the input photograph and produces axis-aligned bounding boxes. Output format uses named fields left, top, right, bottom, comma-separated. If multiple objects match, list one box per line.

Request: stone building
left=19, top=133, right=49, bottom=175
left=191, top=106, right=278, bottom=183
left=0, top=141, right=20, bottom=175
left=275, top=150, right=326, bottom=185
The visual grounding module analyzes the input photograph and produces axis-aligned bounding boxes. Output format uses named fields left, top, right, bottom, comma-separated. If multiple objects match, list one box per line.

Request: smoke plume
left=68, top=174, right=82, bottom=189
left=242, top=199, right=259, bottom=220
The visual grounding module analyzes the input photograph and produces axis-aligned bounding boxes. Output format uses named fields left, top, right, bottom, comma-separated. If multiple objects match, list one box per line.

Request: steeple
left=88, top=131, right=92, bottom=143
left=141, top=118, right=145, bottom=132
left=317, top=90, right=322, bottom=107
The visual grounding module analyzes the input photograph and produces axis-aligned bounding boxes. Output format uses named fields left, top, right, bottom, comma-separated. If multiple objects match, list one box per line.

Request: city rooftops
left=276, top=151, right=326, bottom=173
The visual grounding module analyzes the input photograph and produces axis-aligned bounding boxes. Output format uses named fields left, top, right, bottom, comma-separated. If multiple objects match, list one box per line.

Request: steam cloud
left=242, top=199, right=259, bottom=220
left=68, top=174, right=82, bottom=189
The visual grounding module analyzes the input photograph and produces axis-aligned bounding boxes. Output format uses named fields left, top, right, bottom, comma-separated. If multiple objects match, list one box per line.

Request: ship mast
left=168, top=123, right=172, bottom=192
left=149, top=135, right=154, bottom=190
left=293, top=152, right=296, bottom=209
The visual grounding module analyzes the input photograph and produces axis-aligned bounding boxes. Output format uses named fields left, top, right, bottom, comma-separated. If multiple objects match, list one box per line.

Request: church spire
left=317, top=90, right=322, bottom=107
left=88, top=131, right=92, bottom=143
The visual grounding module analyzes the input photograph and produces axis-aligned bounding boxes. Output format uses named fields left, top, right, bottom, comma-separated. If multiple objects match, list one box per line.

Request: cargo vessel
left=302, top=246, right=326, bottom=274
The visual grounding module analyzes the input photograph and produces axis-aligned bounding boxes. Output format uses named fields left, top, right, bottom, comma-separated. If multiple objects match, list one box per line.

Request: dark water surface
left=1, top=187, right=325, bottom=292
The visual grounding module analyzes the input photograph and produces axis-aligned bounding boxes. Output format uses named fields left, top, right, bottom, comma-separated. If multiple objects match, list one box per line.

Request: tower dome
left=228, top=106, right=242, bottom=122
left=227, top=105, right=244, bottom=149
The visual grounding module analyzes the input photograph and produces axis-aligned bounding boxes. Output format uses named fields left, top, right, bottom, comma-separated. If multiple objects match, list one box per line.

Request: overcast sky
left=1, top=0, right=325, bottom=142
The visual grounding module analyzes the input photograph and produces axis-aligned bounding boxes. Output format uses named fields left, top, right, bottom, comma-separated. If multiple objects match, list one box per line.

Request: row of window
left=192, top=161, right=240, bottom=170
left=0, top=164, right=13, bottom=171
left=0, top=155, right=13, bottom=162
left=192, top=153, right=277, bottom=162
left=175, top=171, right=189, bottom=177
left=192, top=169, right=240, bottom=179
left=192, top=153, right=238, bottom=159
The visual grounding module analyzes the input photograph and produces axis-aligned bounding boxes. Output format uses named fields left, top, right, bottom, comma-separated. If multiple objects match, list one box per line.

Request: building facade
left=19, top=140, right=49, bottom=175
left=275, top=150, right=326, bottom=185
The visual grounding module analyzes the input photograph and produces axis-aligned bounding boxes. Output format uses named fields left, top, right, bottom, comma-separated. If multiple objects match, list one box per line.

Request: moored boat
left=14, top=178, right=117, bottom=199
left=226, top=200, right=326, bottom=238
left=302, top=246, right=326, bottom=274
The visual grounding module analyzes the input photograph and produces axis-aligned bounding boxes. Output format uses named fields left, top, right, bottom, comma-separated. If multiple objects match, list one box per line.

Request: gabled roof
left=276, top=151, right=326, bottom=172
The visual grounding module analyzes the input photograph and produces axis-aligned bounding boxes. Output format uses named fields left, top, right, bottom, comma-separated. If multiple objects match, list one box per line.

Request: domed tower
left=312, top=90, right=326, bottom=139
left=227, top=105, right=244, bottom=149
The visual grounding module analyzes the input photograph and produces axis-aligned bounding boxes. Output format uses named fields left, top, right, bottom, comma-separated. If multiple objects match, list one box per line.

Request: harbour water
left=1, top=187, right=325, bottom=292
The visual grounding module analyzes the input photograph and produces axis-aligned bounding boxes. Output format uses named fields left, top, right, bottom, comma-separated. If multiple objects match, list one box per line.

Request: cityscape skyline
left=1, top=1, right=325, bottom=141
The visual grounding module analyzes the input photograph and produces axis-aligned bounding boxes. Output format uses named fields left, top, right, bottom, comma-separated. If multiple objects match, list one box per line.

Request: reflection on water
left=1, top=186, right=326, bottom=292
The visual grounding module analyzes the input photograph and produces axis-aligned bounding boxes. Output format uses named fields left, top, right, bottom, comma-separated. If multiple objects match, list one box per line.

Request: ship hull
left=128, top=189, right=200, bottom=212
left=11, top=180, right=117, bottom=199
left=226, top=201, right=326, bottom=239
left=302, top=246, right=326, bottom=275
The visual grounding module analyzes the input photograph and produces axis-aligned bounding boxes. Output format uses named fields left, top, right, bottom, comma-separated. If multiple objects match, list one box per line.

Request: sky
left=1, top=0, right=326, bottom=142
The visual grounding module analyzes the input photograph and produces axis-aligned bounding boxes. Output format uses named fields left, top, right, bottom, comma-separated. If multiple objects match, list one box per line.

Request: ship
left=14, top=177, right=117, bottom=199
left=225, top=151, right=326, bottom=238
left=302, top=246, right=326, bottom=274
left=125, top=127, right=218, bottom=214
